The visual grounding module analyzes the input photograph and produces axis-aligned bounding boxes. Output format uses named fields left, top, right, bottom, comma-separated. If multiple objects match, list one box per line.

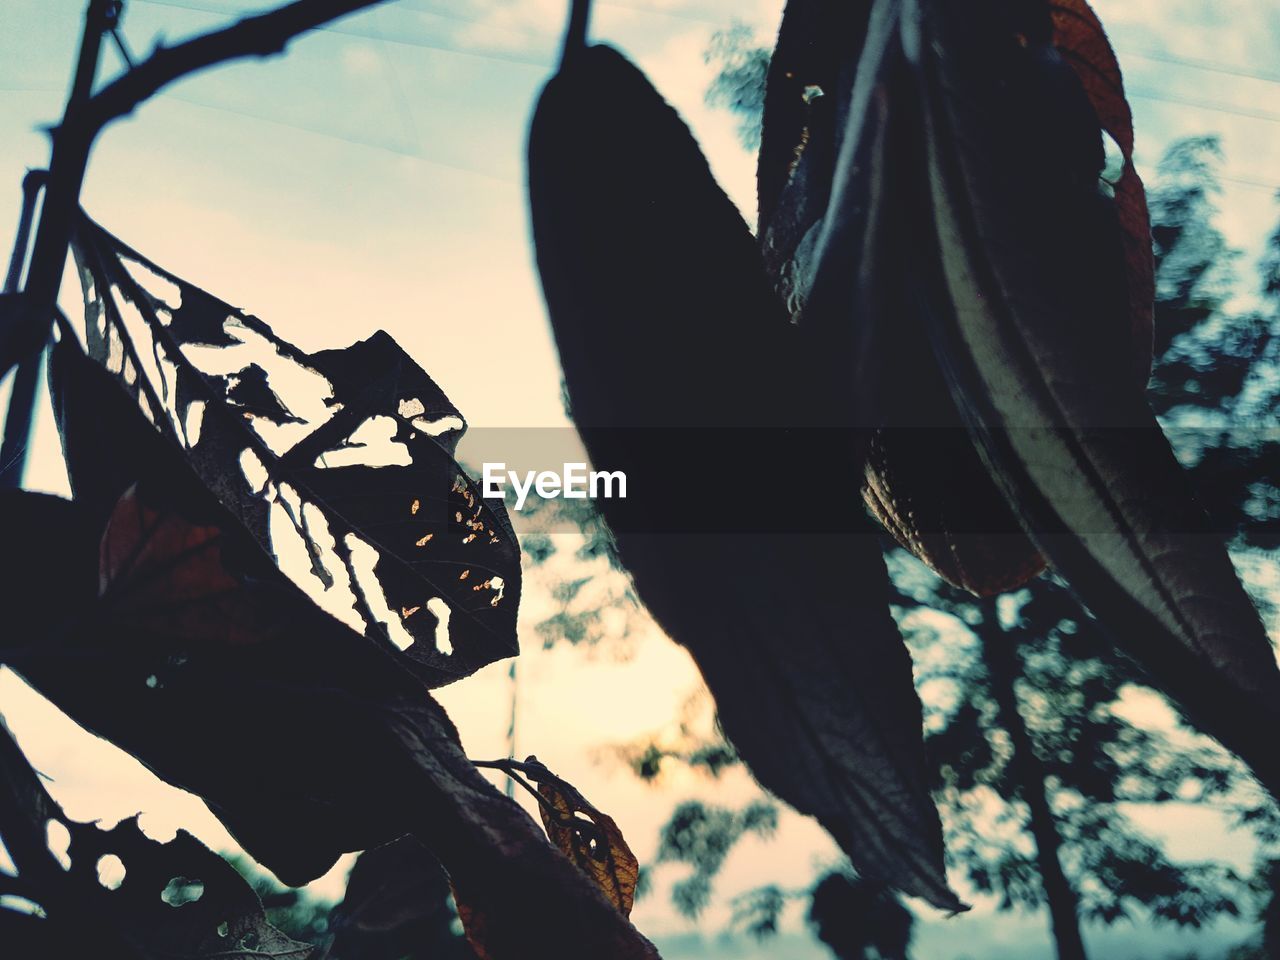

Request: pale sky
left=1, top=1, right=1278, bottom=958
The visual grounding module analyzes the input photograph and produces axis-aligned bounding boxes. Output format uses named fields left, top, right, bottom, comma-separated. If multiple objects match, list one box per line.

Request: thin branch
left=84, top=0, right=395, bottom=132
left=0, top=0, right=397, bottom=482
left=559, top=0, right=592, bottom=70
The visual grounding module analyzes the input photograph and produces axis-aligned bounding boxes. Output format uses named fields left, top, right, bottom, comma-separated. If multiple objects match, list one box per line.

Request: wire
left=1129, top=88, right=1280, bottom=127
left=95, top=0, right=1280, bottom=198
left=156, top=91, right=521, bottom=184
left=1123, top=48, right=1280, bottom=87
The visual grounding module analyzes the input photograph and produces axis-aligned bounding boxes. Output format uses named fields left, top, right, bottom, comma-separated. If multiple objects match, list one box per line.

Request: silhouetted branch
left=84, top=0, right=394, bottom=132
left=0, top=0, right=393, bottom=485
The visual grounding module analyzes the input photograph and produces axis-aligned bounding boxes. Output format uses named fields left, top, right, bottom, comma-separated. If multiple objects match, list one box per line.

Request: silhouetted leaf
left=528, top=40, right=960, bottom=910
left=0, top=716, right=310, bottom=959
left=326, top=838, right=472, bottom=960
left=807, top=872, right=913, bottom=960
left=1, top=481, right=659, bottom=959
left=70, top=215, right=519, bottom=687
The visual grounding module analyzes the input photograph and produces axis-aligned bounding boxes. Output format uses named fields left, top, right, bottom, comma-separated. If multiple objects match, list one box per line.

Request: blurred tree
left=226, top=854, right=333, bottom=945
left=704, top=23, right=770, bottom=154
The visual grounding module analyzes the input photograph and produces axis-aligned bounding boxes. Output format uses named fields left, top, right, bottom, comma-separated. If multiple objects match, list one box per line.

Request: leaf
left=528, top=42, right=961, bottom=910
left=758, top=0, right=1048, bottom=597
left=69, top=216, right=520, bottom=687
left=524, top=757, right=639, bottom=917
left=0, top=717, right=311, bottom=959
left=326, top=838, right=469, bottom=960
left=0, top=485, right=660, bottom=959
left=906, top=0, right=1280, bottom=793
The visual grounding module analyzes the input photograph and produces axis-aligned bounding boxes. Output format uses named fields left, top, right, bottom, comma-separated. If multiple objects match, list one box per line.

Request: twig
left=559, top=0, right=592, bottom=70
left=0, top=171, right=50, bottom=489
left=0, top=0, right=393, bottom=484
left=3, top=171, right=46, bottom=295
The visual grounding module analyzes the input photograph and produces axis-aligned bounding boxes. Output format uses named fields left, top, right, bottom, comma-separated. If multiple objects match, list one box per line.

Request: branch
left=84, top=0, right=393, bottom=132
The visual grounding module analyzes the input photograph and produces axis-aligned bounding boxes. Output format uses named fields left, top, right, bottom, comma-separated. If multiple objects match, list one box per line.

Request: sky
left=1, top=1, right=1279, bottom=958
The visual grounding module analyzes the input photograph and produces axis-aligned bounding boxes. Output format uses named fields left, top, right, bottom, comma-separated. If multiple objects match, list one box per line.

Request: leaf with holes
left=524, top=757, right=639, bottom=916
left=70, top=215, right=520, bottom=686
left=906, top=0, right=1280, bottom=793
left=0, top=486, right=661, bottom=960
left=0, top=719, right=310, bottom=959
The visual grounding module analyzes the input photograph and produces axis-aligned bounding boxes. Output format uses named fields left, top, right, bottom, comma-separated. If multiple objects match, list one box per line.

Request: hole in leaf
left=346, top=534, right=417, bottom=651
left=319, top=416, right=412, bottom=468
left=0, top=894, right=45, bottom=917
left=96, top=854, right=126, bottom=891
left=412, top=414, right=464, bottom=437
left=427, top=597, right=452, bottom=655
left=161, top=877, right=204, bottom=907
left=183, top=400, right=206, bottom=447
left=120, top=254, right=183, bottom=308
left=105, top=324, right=125, bottom=374
left=216, top=921, right=229, bottom=938
left=241, top=931, right=260, bottom=949
left=145, top=674, right=160, bottom=690
left=1100, top=130, right=1125, bottom=188
left=0, top=836, right=15, bottom=876
left=240, top=448, right=269, bottom=494
left=45, top=820, right=71, bottom=871
left=266, top=492, right=363, bottom=633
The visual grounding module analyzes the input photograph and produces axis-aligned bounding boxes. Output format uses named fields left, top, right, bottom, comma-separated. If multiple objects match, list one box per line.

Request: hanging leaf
left=528, top=39, right=961, bottom=910
left=757, top=0, right=1048, bottom=597
left=0, top=719, right=311, bottom=959
left=905, top=0, right=1280, bottom=793
left=69, top=215, right=520, bottom=687
left=527, top=757, right=639, bottom=916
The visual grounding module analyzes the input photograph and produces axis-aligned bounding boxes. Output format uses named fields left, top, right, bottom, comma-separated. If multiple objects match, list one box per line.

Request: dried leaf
left=70, top=217, right=520, bottom=686
left=526, top=758, right=639, bottom=916
left=528, top=42, right=961, bottom=910
left=0, top=716, right=310, bottom=959
left=906, top=0, right=1280, bottom=791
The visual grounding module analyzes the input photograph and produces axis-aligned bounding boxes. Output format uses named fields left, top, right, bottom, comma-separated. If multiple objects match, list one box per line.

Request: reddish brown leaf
left=100, top=485, right=270, bottom=647
left=530, top=759, right=640, bottom=917
left=1049, top=0, right=1155, bottom=380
